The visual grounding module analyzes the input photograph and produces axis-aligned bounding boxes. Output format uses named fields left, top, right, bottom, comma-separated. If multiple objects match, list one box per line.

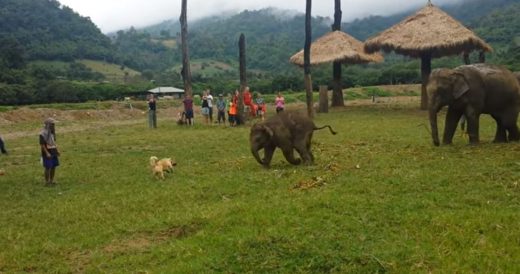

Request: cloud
left=58, top=0, right=462, bottom=33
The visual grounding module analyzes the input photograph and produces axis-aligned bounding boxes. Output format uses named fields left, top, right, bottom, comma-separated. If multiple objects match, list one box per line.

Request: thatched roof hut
left=364, top=4, right=492, bottom=57
left=290, top=31, right=384, bottom=66
left=364, top=1, right=492, bottom=109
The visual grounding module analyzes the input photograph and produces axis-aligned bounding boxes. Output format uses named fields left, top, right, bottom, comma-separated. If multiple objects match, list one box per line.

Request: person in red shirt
left=182, top=95, right=194, bottom=126
left=243, top=87, right=257, bottom=117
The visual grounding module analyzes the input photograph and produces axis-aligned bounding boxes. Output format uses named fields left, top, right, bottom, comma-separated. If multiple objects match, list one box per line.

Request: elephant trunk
left=429, top=100, right=441, bottom=146
left=251, top=147, right=264, bottom=166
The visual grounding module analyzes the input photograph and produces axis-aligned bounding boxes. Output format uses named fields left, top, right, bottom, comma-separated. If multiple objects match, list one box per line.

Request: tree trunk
left=479, top=51, right=486, bottom=63
left=304, top=0, right=314, bottom=118
left=331, top=0, right=344, bottom=107
left=331, top=62, right=343, bottom=107
left=180, top=0, right=192, bottom=97
left=238, top=33, right=246, bottom=125
left=319, top=85, right=328, bottom=113
left=463, top=52, right=470, bottom=65
left=420, top=53, right=431, bottom=110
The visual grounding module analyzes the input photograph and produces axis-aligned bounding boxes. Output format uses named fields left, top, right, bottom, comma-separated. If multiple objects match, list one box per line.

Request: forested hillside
left=0, top=0, right=149, bottom=105
left=0, top=0, right=518, bottom=105
left=134, top=0, right=519, bottom=75
left=124, top=0, right=519, bottom=91
left=0, top=0, right=114, bottom=61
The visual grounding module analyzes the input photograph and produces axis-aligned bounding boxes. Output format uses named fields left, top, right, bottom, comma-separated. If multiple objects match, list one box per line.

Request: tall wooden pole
left=420, top=52, right=431, bottom=110
left=331, top=0, right=344, bottom=107
left=180, top=0, right=192, bottom=97
left=238, top=33, right=246, bottom=124
left=304, top=0, right=314, bottom=118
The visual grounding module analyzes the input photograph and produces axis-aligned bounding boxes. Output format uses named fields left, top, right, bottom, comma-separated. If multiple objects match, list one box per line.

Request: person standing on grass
left=183, top=95, right=194, bottom=126
left=216, top=94, right=227, bottom=125
left=275, top=92, right=285, bottom=113
left=243, top=86, right=253, bottom=117
left=0, top=136, right=7, bottom=155
left=148, top=94, right=157, bottom=128
left=201, top=91, right=210, bottom=125
left=40, top=118, right=60, bottom=186
left=255, top=93, right=266, bottom=121
left=206, top=90, right=214, bottom=123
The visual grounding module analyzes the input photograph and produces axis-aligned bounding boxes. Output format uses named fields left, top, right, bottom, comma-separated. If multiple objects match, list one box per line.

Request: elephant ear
left=452, top=72, right=470, bottom=99
left=263, top=125, right=274, bottom=137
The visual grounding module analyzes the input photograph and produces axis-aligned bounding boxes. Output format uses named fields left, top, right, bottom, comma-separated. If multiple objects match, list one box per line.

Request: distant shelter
left=148, top=87, right=185, bottom=99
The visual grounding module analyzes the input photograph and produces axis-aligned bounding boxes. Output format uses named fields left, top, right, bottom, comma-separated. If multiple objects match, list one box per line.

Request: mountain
left=344, top=0, right=518, bottom=41
left=0, top=0, right=115, bottom=62
left=0, top=0, right=518, bottom=105
left=130, top=0, right=518, bottom=73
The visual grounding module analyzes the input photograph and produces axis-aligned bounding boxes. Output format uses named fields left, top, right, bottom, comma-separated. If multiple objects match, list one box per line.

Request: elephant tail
left=314, top=125, right=337, bottom=135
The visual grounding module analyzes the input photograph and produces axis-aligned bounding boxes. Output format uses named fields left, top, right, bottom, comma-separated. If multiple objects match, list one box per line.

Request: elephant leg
left=442, top=107, right=463, bottom=145
left=307, top=133, right=314, bottom=162
left=294, top=140, right=312, bottom=165
left=281, top=147, right=301, bottom=165
left=491, top=114, right=507, bottom=143
left=508, top=125, right=520, bottom=142
left=262, top=145, right=276, bottom=167
left=465, top=111, right=480, bottom=145
left=502, top=109, right=520, bottom=142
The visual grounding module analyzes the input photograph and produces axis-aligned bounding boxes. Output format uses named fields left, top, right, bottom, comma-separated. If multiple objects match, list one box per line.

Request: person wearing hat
left=216, top=93, right=227, bottom=125
left=39, top=118, right=60, bottom=186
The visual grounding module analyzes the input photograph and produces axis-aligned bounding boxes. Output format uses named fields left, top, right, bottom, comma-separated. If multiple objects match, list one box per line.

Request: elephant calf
left=250, top=111, right=337, bottom=167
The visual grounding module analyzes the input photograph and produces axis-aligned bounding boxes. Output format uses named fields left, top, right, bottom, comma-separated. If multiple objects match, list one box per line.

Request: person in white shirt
left=206, top=90, right=214, bottom=123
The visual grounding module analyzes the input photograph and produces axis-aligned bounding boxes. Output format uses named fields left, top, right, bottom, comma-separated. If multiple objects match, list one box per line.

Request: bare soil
left=1, top=88, right=420, bottom=140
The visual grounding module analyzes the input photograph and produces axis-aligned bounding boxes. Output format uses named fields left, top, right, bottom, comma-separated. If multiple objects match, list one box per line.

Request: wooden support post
left=319, top=85, right=329, bottom=113
left=420, top=53, right=432, bottom=110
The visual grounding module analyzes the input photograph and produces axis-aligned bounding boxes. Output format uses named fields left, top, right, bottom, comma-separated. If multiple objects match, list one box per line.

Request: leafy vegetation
left=1, top=100, right=519, bottom=272
left=0, top=0, right=114, bottom=62
left=0, top=0, right=519, bottom=105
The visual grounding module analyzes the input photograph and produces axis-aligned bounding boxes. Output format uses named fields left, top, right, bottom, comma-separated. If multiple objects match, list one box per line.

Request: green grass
left=29, top=60, right=142, bottom=83
left=79, top=59, right=141, bottom=82
left=0, top=102, right=519, bottom=272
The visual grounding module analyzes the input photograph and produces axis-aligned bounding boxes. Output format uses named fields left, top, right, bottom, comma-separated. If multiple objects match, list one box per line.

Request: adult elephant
left=428, top=64, right=520, bottom=146
left=515, top=72, right=520, bottom=84
left=250, top=111, right=336, bottom=167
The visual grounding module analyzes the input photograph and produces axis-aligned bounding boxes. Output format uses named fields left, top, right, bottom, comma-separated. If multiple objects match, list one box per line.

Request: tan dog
left=149, top=156, right=177, bottom=179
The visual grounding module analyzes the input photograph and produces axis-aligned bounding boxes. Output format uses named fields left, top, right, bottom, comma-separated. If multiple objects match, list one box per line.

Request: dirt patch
left=0, top=103, right=187, bottom=140
left=1, top=96, right=421, bottom=140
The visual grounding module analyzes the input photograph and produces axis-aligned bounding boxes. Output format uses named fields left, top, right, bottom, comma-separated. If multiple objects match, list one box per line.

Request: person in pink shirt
left=275, top=92, right=285, bottom=113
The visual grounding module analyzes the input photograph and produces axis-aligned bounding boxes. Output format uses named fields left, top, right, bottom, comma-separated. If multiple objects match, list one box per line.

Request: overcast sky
left=58, top=0, right=459, bottom=33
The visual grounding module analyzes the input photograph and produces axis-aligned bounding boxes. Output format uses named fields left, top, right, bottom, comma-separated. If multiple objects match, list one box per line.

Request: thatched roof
left=289, top=31, right=384, bottom=66
left=364, top=3, right=492, bottom=58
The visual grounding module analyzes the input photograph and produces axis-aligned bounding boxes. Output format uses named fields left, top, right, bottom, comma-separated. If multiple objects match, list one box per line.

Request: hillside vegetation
left=0, top=0, right=519, bottom=105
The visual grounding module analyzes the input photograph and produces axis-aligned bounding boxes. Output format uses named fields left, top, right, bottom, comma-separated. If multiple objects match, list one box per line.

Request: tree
left=237, top=33, right=247, bottom=124
left=331, top=0, right=344, bottom=107
left=304, top=0, right=314, bottom=118
left=0, top=37, right=26, bottom=69
left=180, top=0, right=193, bottom=97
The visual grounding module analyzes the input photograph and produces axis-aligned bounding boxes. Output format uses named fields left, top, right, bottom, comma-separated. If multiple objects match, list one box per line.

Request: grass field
left=0, top=99, right=519, bottom=273
left=171, top=59, right=235, bottom=77
left=79, top=60, right=141, bottom=83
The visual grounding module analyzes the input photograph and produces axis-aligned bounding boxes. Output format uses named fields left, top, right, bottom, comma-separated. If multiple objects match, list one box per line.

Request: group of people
left=174, top=88, right=285, bottom=127
left=3, top=90, right=285, bottom=186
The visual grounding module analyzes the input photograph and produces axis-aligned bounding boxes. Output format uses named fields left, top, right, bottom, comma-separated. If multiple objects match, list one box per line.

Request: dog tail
left=314, top=125, right=337, bottom=135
